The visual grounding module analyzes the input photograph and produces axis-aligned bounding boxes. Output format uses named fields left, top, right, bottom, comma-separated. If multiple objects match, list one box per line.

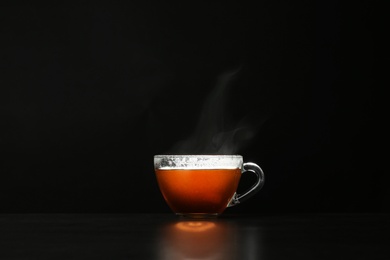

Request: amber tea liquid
left=155, top=168, right=241, bottom=214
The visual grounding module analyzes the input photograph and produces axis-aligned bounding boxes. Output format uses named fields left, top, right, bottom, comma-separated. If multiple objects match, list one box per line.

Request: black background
left=0, top=1, right=387, bottom=213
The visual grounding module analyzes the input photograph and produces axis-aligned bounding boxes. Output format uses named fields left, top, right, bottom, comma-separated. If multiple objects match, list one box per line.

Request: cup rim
left=154, top=154, right=243, bottom=169
left=154, top=154, right=243, bottom=158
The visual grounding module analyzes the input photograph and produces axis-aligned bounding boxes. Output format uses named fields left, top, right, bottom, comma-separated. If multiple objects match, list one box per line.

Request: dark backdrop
left=0, top=1, right=387, bottom=213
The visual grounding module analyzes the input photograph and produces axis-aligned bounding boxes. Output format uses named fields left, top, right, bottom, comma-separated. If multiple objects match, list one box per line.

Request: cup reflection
left=158, top=220, right=237, bottom=260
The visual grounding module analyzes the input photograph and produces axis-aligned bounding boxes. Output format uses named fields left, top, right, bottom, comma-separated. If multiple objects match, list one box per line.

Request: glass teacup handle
left=228, top=162, right=265, bottom=207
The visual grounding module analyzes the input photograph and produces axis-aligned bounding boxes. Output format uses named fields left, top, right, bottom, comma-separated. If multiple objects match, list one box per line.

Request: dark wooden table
left=1, top=213, right=389, bottom=259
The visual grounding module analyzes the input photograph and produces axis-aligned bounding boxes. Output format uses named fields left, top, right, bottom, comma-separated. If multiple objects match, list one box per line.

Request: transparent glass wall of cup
left=154, top=155, right=265, bottom=218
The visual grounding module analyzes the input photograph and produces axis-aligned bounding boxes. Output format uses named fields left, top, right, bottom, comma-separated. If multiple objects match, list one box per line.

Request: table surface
left=1, top=213, right=389, bottom=260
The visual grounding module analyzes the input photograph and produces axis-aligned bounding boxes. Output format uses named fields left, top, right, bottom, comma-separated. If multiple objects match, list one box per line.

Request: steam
left=169, top=68, right=257, bottom=155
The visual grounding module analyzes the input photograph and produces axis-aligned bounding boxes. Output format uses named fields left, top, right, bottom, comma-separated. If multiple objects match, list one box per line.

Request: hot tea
left=154, top=155, right=264, bottom=217
left=155, top=168, right=241, bottom=214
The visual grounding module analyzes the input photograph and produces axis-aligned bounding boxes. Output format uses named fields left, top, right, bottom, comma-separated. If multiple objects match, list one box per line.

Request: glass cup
left=154, top=155, right=265, bottom=218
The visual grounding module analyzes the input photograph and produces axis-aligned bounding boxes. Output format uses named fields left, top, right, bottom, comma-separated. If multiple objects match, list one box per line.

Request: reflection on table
left=157, top=218, right=262, bottom=260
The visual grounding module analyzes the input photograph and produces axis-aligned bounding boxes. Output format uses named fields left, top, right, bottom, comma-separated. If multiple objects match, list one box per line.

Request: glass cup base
left=175, top=213, right=219, bottom=219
